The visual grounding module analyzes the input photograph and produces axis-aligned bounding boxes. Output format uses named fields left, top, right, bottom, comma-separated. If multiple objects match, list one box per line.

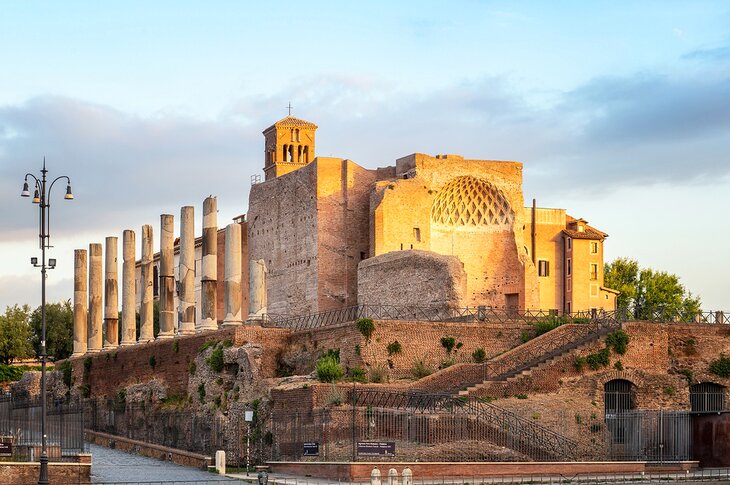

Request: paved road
left=90, top=443, right=240, bottom=483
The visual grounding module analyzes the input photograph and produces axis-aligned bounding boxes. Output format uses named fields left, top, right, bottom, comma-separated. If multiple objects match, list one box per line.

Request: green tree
left=0, top=305, right=34, bottom=364
left=604, top=258, right=701, bottom=320
left=30, top=300, right=73, bottom=361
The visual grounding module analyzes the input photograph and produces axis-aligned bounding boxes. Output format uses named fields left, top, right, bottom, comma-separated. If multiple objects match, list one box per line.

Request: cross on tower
left=286, top=102, right=293, bottom=116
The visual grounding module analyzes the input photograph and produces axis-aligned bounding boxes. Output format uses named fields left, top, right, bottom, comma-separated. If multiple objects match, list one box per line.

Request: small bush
left=79, top=384, right=91, bottom=398
left=369, top=365, right=388, bottom=383
left=613, top=361, right=624, bottom=371
left=472, top=347, right=487, bottom=363
left=575, top=414, right=583, bottom=425
left=663, top=385, right=676, bottom=396
left=83, top=357, right=93, bottom=373
left=172, top=340, right=179, bottom=353
left=710, top=355, right=730, bottom=378
left=356, top=318, right=375, bottom=342
left=677, top=368, right=694, bottom=384
left=386, top=341, right=402, bottom=356
left=590, top=423, right=602, bottom=433
left=324, top=348, right=340, bottom=362
left=516, top=394, right=528, bottom=399
left=348, top=366, right=367, bottom=383
left=411, top=360, right=433, bottom=379
left=605, top=329, right=630, bottom=355
left=316, top=355, right=343, bottom=383
left=354, top=344, right=361, bottom=356
left=439, top=357, right=456, bottom=369
left=215, top=377, right=224, bottom=385
left=440, top=336, right=456, bottom=353
left=532, top=412, right=541, bottom=420
left=198, top=383, right=206, bottom=402
left=222, top=339, right=233, bottom=348
left=207, top=348, right=225, bottom=373
left=148, top=355, right=157, bottom=369
left=574, top=356, right=587, bottom=372
left=586, top=348, right=610, bottom=370
left=189, top=361, right=197, bottom=374
left=57, top=360, right=73, bottom=387
left=199, top=340, right=216, bottom=353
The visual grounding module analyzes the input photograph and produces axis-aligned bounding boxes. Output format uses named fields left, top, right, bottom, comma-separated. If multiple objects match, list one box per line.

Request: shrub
left=354, top=344, right=361, bottom=356
left=574, top=356, right=587, bottom=372
left=386, top=341, right=402, bottom=356
left=605, top=329, right=630, bottom=355
left=411, top=360, right=433, bottom=379
left=472, top=347, right=487, bottom=363
left=516, top=394, right=528, bottom=399
left=710, top=355, right=730, bottom=378
left=79, top=384, right=91, bottom=398
left=198, top=383, right=206, bottom=402
left=148, top=355, right=157, bottom=369
left=586, top=348, right=610, bottom=370
left=112, top=389, right=126, bottom=412
left=189, top=361, right=197, bottom=374
left=590, top=423, right=602, bottom=433
left=663, top=385, right=676, bottom=396
left=83, top=357, right=93, bottom=373
left=324, top=348, right=340, bottom=362
left=222, top=339, right=233, bottom=348
left=575, top=414, right=583, bottom=425
left=172, top=340, right=179, bottom=353
left=613, top=361, right=624, bottom=371
left=215, top=377, right=224, bottom=385
left=57, top=360, right=73, bottom=387
left=199, top=340, right=216, bottom=353
left=369, top=365, right=388, bottom=383
left=207, top=348, right=225, bottom=373
left=356, top=318, right=375, bottom=342
left=439, top=357, right=455, bottom=369
left=316, top=355, right=343, bottom=383
left=348, top=366, right=367, bottom=383
left=440, top=336, right=456, bottom=353
left=677, top=368, right=694, bottom=384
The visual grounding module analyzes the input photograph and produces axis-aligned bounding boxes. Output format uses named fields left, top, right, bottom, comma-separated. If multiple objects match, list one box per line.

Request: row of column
left=72, top=196, right=244, bottom=356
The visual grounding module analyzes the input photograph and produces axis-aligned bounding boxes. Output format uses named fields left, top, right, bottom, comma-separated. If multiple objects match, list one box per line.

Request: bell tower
left=262, top=116, right=318, bottom=181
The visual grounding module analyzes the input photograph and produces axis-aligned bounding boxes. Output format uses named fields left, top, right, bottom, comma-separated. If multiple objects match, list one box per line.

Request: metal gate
left=606, top=410, right=692, bottom=462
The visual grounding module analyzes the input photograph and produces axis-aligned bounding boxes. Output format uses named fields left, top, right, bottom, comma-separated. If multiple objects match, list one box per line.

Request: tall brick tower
left=262, top=116, right=318, bottom=181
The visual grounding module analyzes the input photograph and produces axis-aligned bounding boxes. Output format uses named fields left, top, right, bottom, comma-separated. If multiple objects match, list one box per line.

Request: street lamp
left=21, top=158, right=73, bottom=485
left=245, top=408, right=254, bottom=475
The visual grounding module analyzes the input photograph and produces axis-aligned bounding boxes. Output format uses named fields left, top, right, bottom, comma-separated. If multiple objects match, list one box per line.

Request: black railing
left=0, top=394, right=87, bottom=462
left=262, top=304, right=622, bottom=331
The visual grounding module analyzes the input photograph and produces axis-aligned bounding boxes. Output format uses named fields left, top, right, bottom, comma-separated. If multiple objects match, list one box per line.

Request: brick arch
left=591, top=369, right=647, bottom=411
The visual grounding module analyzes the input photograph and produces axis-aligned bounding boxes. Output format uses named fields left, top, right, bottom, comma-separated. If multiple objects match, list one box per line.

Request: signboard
left=303, top=442, right=319, bottom=456
left=357, top=442, right=395, bottom=457
left=0, top=442, right=12, bottom=457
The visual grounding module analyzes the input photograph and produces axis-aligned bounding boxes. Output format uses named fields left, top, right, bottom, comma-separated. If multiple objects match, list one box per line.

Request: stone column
left=199, top=196, right=218, bottom=331
left=72, top=249, right=88, bottom=356
left=120, top=230, right=137, bottom=346
left=222, top=223, right=243, bottom=326
left=157, top=214, right=175, bottom=339
left=103, top=236, right=119, bottom=350
left=178, top=206, right=196, bottom=335
left=248, top=259, right=268, bottom=319
left=139, top=224, right=155, bottom=343
left=87, top=243, right=103, bottom=353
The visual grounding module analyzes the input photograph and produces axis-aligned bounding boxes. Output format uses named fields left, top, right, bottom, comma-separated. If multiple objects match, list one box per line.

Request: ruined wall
left=315, top=158, right=376, bottom=311
left=248, top=163, right=319, bottom=315
left=371, top=153, right=538, bottom=310
left=357, top=250, right=466, bottom=308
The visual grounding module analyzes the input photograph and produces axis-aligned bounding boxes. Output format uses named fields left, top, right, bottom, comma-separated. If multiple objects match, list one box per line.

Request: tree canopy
left=604, top=257, right=701, bottom=320
left=30, top=300, right=73, bottom=361
left=0, top=305, right=34, bottom=364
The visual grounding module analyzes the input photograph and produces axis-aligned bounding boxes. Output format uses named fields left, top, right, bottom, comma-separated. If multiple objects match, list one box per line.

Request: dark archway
left=691, top=382, right=725, bottom=412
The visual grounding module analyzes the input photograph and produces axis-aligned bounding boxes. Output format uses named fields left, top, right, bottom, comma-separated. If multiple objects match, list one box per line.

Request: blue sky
left=1, top=1, right=729, bottom=309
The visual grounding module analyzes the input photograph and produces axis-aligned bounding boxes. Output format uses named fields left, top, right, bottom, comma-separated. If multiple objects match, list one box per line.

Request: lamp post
left=244, top=408, right=254, bottom=475
left=21, top=158, right=74, bottom=485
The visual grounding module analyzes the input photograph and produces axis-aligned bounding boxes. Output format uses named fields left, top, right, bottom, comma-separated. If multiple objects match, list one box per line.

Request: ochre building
left=247, top=115, right=617, bottom=316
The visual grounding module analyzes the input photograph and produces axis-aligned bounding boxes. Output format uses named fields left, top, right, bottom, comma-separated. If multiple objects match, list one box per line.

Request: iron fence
left=0, top=393, right=87, bottom=461
left=262, top=305, right=621, bottom=332
left=86, top=400, right=264, bottom=467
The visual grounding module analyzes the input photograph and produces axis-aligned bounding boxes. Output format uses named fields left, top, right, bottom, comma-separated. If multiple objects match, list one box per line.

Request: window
left=566, top=278, right=572, bottom=292
left=567, top=258, right=572, bottom=276
left=567, top=237, right=572, bottom=250
left=538, top=259, right=549, bottom=277
left=413, top=227, right=421, bottom=242
left=590, top=263, right=598, bottom=280
left=691, top=383, right=725, bottom=412
left=590, top=241, right=599, bottom=254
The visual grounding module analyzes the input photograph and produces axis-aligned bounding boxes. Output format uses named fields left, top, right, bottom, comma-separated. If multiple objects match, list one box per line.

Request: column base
left=86, top=348, right=101, bottom=353
left=137, top=338, right=154, bottom=344
left=156, top=332, right=175, bottom=340
left=102, top=344, right=119, bottom=351
left=119, top=340, right=136, bottom=346
left=71, top=351, right=87, bottom=357
left=197, top=319, right=219, bottom=332
left=178, top=322, right=196, bottom=335
left=222, top=315, right=243, bottom=327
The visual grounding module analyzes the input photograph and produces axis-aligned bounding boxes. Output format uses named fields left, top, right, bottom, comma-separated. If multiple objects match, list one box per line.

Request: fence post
left=351, top=383, right=357, bottom=462
left=388, top=468, right=399, bottom=485
left=402, top=467, right=412, bottom=485
left=371, top=467, right=381, bottom=485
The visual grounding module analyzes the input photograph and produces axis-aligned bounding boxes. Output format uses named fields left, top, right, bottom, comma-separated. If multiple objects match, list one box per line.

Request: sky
left=1, top=0, right=729, bottom=310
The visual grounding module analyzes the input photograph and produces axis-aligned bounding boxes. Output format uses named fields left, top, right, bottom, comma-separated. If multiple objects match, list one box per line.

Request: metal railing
left=262, top=305, right=621, bottom=332
left=0, top=394, right=87, bottom=461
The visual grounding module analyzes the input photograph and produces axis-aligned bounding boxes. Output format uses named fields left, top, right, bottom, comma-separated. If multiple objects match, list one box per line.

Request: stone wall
left=357, top=250, right=466, bottom=308
left=0, top=456, right=91, bottom=485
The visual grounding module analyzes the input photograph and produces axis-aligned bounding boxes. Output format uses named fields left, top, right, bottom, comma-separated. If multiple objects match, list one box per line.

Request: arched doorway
left=690, top=382, right=725, bottom=412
